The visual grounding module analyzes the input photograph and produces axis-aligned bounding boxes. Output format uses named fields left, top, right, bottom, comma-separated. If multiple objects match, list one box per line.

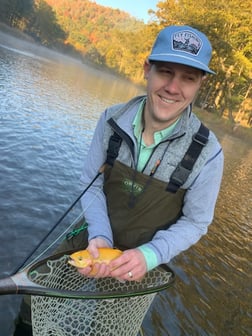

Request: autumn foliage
left=0, top=0, right=251, bottom=125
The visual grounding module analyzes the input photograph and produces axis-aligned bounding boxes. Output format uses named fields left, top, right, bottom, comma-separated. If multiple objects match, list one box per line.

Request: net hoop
left=30, top=251, right=175, bottom=336
left=28, top=250, right=175, bottom=299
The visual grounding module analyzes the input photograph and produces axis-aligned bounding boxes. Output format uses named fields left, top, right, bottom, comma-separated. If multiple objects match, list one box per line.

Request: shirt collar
left=133, top=97, right=146, bottom=139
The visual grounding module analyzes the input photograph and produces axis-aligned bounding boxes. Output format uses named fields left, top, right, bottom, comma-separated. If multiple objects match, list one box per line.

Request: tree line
left=0, top=0, right=251, bottom=126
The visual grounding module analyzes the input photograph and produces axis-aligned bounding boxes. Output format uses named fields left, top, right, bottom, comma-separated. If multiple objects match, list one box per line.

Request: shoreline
left=0, top=24, right=84, bottom=65
left=194, top=107, right=252, bottom=145
left=0, top=23, right=251, bottom=145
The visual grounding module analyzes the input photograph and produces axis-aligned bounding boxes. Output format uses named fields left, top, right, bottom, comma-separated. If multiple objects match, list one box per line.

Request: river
left=0, top=33, right=251, bottom=336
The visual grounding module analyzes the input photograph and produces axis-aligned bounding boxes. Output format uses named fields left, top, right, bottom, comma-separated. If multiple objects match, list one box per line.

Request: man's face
left=144, top=61, right=205, bottom=128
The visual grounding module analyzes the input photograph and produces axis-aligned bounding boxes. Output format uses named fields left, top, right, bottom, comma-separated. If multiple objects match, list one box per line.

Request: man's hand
left=77, top=237, right=111, bottom=278
left=109, top=249, right=147, bottom=281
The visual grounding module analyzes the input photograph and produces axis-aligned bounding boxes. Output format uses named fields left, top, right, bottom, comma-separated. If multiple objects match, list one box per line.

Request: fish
left=68, top=248, right=122, bottom=275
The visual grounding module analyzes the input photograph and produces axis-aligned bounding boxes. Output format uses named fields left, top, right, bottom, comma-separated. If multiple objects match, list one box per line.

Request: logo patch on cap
left=172, top=30, right=202, bottom=55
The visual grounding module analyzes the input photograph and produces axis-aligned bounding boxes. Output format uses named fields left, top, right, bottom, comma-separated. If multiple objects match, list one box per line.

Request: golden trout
left=68, top=248, right=122, bottom=275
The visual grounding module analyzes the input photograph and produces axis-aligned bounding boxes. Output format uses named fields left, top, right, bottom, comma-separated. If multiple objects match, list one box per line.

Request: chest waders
left=104, top=161, right=185, bottom=249
left=103, top=122, right=209, bottom=250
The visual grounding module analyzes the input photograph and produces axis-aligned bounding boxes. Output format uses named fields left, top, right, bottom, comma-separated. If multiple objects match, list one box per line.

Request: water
left=0, top=33, right=251, bottom=336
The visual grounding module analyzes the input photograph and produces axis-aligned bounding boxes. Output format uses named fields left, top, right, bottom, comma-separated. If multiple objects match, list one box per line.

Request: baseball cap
left=148, top=25, right=215, bottom=74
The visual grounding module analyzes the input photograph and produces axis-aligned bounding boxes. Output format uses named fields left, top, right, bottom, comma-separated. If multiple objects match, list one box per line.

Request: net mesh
left=31, top=254, right=173, bottom=336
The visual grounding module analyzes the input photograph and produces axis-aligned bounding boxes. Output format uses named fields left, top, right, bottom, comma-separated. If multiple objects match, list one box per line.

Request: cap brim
left=148, top=54, right=215, bottom=74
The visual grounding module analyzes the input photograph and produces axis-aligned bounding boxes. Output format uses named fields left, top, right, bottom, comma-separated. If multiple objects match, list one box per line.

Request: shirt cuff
left=137, top=245, right=159, bottom=271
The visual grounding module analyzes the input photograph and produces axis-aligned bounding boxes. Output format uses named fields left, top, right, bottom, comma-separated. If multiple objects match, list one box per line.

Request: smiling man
left=75, top=25, right=224, bottom=281
left=143, top=61, right=206, bottom=144
left=14, top=25, right=224, bottom=334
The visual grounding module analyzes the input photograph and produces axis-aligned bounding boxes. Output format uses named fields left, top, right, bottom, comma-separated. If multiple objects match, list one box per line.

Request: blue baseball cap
left=148, top=25, right=215, bottom=74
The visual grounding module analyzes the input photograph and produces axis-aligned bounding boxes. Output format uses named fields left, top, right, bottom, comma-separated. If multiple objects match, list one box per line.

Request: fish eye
left=78, top=256, right=83, bottom=261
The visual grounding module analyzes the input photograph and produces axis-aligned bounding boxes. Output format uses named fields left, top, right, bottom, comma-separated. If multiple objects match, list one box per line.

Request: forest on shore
left=0, top=0, right=251, bottom=130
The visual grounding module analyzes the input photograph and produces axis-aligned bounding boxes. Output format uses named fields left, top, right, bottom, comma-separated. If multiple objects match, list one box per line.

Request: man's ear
left=202, top=72, right=207, bottom=81
left=143, top=59, right=151, bottom=79
left=199, top=74, right=207, bottom=86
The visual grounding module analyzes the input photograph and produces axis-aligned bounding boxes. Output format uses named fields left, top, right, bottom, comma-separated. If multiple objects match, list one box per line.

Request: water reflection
left=141, top=133, right=252, bottom=335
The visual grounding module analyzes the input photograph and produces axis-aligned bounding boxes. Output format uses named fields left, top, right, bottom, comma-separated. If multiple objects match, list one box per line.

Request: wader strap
left=105, top=132, right=122, bottom=166
left=167, top=123, right=209, bottom=193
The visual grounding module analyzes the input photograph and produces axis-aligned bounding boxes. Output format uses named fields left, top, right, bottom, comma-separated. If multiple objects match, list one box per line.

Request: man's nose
left=164, top=76, right=180, bottom=94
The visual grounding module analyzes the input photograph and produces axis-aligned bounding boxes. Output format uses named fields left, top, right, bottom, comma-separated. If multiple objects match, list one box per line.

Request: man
left=77, top=25, right=223, bottom=281
left=14, top=25, right=223, bottom=334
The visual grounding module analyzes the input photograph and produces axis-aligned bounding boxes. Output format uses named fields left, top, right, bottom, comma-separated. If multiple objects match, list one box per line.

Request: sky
left=94, top=0, right=160, bottom=22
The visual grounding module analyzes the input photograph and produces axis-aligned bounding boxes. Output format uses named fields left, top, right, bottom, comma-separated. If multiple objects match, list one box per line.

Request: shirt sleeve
left=142, top=147, right=224, bottom=265
left=80, top=110, right=114, bottom=246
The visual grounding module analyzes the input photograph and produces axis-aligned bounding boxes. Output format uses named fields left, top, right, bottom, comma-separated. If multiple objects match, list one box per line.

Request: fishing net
left=30, top=253, right=174, bottom=336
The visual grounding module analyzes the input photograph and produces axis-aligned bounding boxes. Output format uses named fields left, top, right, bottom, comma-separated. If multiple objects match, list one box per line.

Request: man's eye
left=159, top=68, right=172, bottom=74
left=186, top=76, right=197, bottom=81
